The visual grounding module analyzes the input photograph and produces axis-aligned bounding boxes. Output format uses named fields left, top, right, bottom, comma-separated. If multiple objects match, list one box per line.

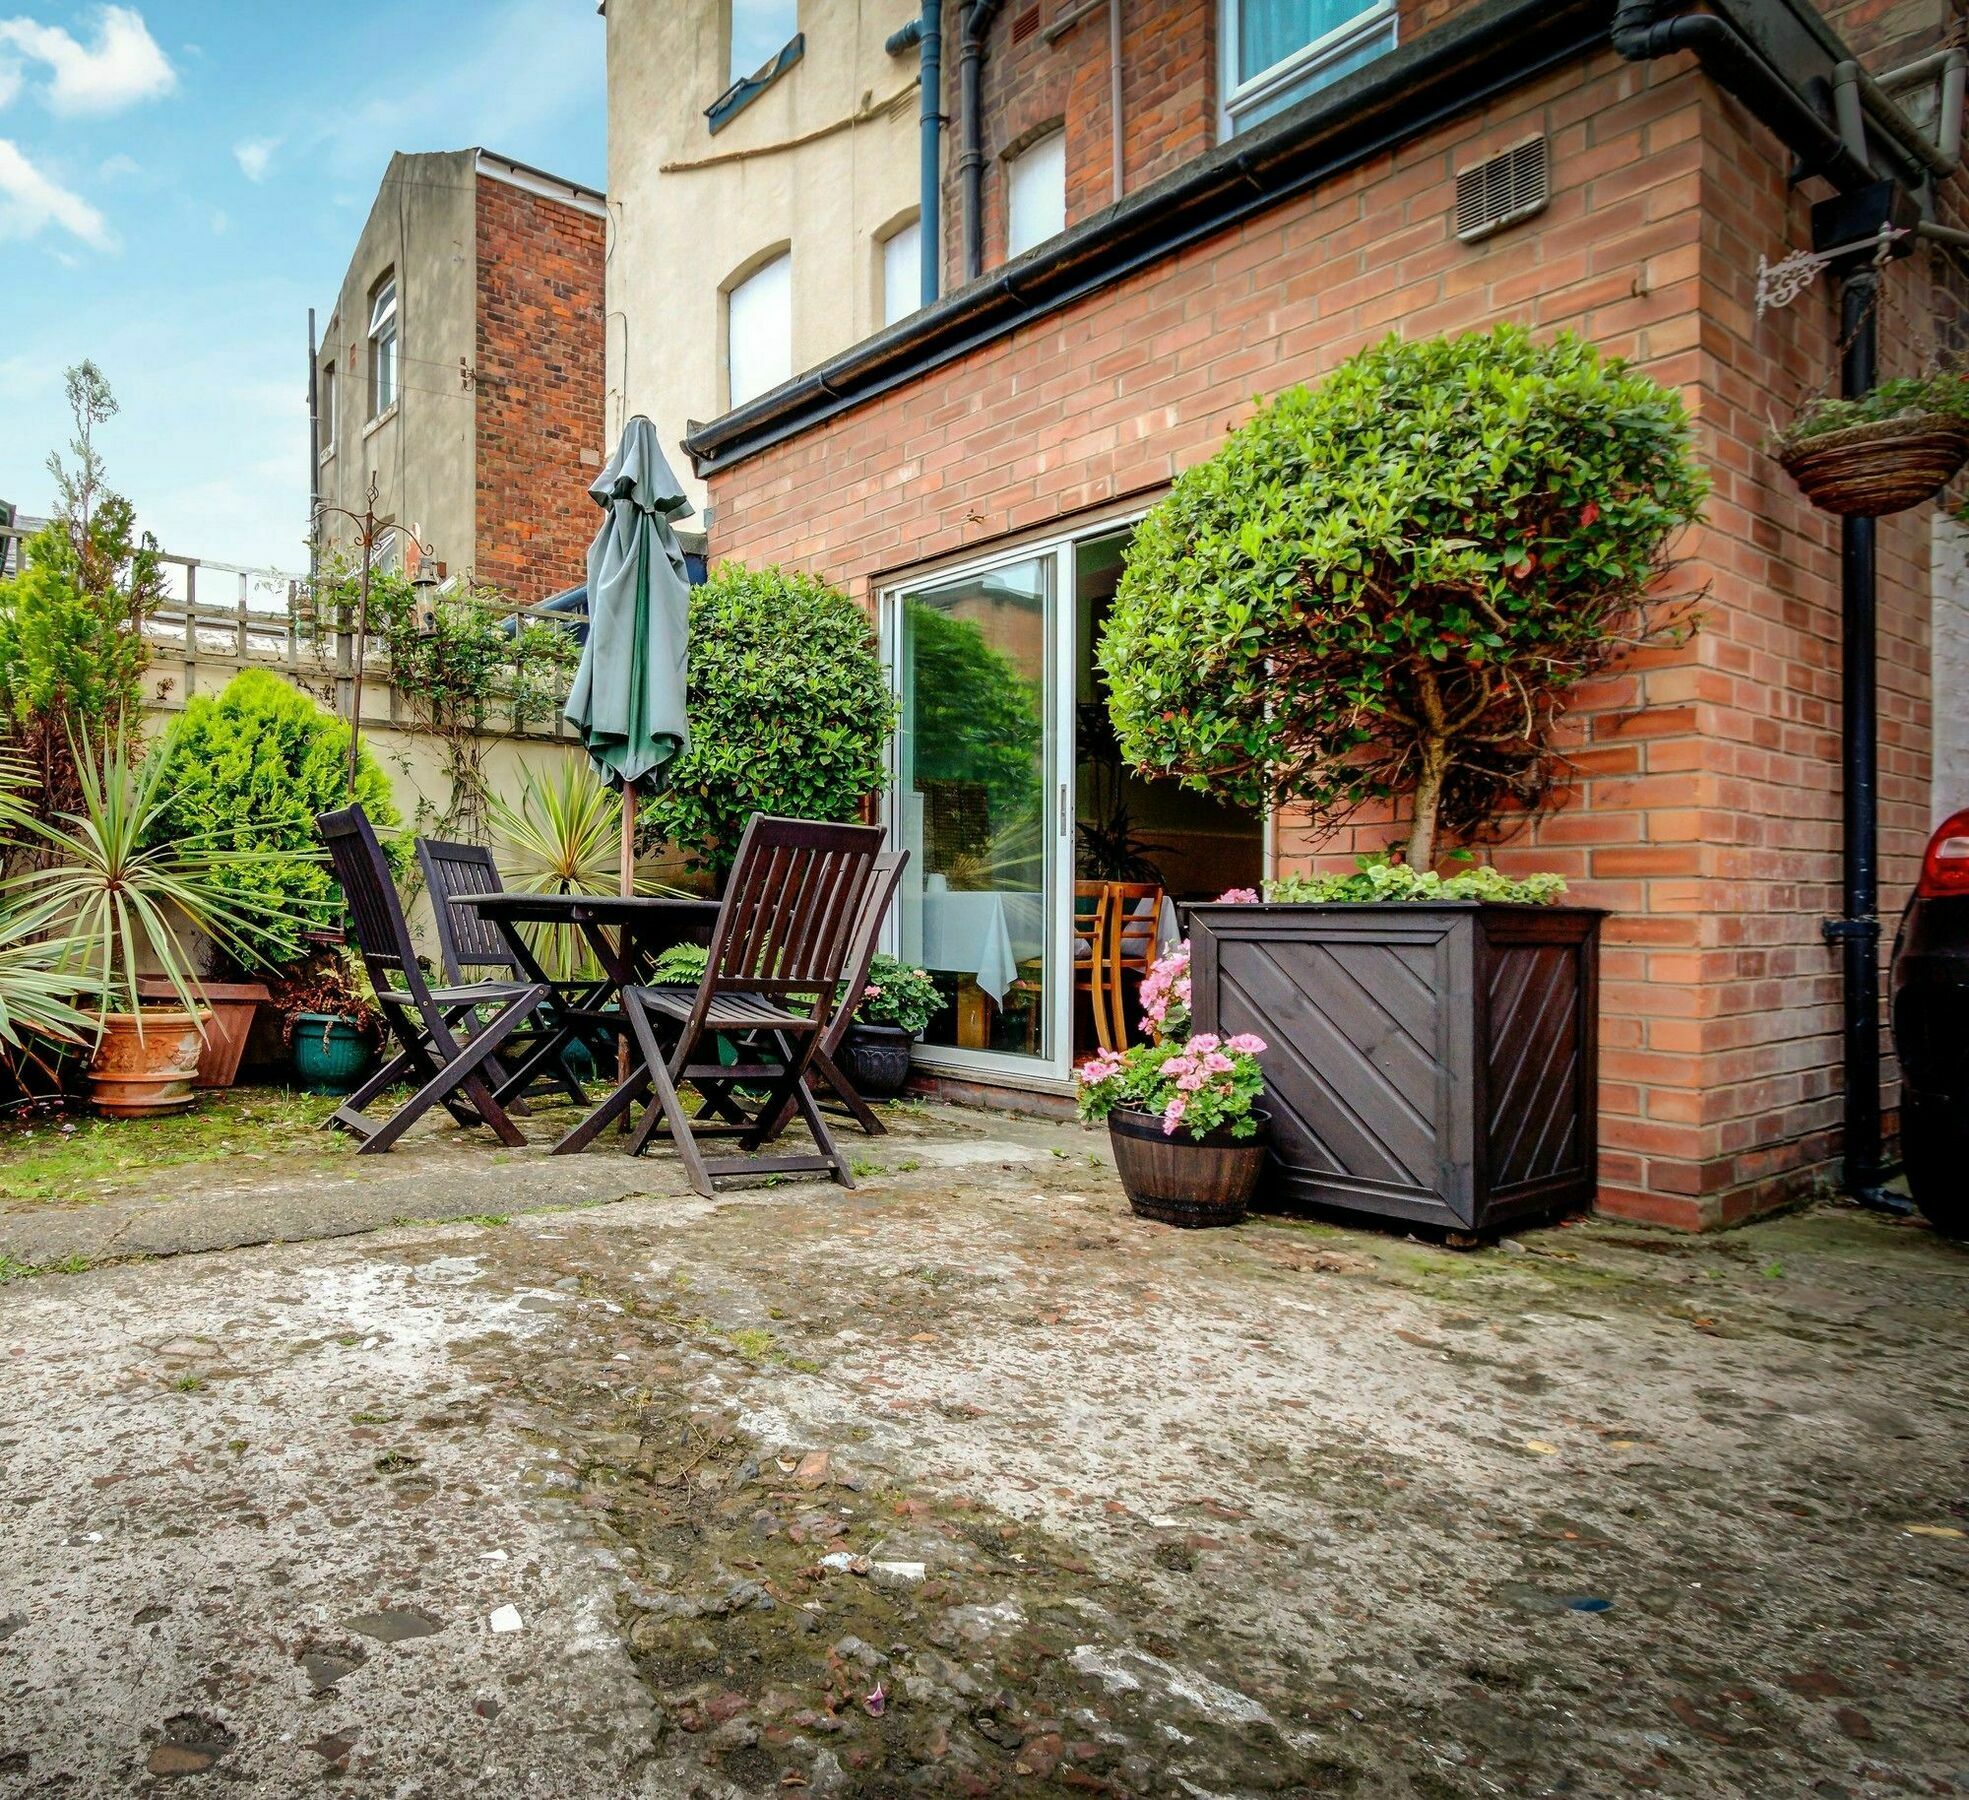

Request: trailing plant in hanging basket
left=1771, top=372, right=1969, bottom=517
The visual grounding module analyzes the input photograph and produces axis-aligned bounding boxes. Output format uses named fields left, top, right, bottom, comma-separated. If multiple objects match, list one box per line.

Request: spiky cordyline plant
left=0, top=754, right=94, bottom=1062
left=487, top=758, right=685, bottom=980
left=2, top=726, right=312, bottom=1036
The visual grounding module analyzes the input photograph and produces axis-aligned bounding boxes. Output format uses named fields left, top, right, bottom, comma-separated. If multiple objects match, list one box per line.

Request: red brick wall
left=705, top=45, right=1942, bottom=1229
left=952, top=0, right=1488, bottom=283
left=473, top=177, right=606, bottom=603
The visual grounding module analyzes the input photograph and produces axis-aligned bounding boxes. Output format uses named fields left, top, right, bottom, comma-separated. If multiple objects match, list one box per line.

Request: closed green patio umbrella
left=564, top=416, right=693, bottom=892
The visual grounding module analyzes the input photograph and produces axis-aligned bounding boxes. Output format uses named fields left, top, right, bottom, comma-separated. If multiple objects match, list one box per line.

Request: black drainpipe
left=1832, top=267, right=1890, bottom=1205
left=959, top=0, right=1004, bottom=281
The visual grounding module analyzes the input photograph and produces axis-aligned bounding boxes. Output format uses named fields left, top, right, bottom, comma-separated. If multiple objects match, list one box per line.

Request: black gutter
left=1609, top=1, right=1872, bottom=188
left=683, top=0, right=1610, bottom=477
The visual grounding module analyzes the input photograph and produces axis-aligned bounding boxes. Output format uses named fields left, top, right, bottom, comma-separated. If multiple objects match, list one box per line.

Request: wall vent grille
left=1012, top=6, right=1040, bottom=42
left=1455, top=136, right=1549, bottom=243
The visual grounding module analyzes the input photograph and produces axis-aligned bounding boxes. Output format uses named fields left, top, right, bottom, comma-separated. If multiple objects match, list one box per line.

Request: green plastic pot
left=291, top=1012, right=373, bottom=1095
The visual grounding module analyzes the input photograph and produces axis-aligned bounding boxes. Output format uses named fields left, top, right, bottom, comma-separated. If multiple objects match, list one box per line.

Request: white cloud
left=233, top=136, right=276, bottom=182
left=97, top=150, right=140, bottom=181
left=0, top=5, right=175, bottom=116
left=0, top=136, right=112, bottom=249
left=0, top=58, right=20, bottom=108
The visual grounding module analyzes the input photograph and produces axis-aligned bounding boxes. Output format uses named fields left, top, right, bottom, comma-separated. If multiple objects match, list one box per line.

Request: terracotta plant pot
left=87, top=1009, right=208, bottom=1118
left=1107, top=1105, right=1269, bottom=1228
left=841, top=1022, right=915, bottom=1098
left=137, top=979, right=269, bottom=1088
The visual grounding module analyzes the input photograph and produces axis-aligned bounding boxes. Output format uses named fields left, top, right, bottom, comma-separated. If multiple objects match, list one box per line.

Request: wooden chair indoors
left=416, top=836, right=593, bottom=1107
left=1074, top=881, right=1118, bottom=1051
left=586, top=815, right=884, bottom=1197
left=317, top=806, right=550, bottom=1155
left=1102, top=881, right=1165, bottom=1048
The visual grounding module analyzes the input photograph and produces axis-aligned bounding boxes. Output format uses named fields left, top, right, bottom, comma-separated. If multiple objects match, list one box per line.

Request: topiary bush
left=641, top=564, right=896, bottom=878
left=1099, top=326, right=1707, bottom=871
left=148, top=669, right=404, bottom=969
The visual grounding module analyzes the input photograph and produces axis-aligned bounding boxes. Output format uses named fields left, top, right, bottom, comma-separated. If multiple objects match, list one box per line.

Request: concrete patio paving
left=0, top=1100, right=1965, bottom=1796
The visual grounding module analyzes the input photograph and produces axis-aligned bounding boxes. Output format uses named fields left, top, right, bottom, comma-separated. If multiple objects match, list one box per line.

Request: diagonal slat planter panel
left=1189, top=903, right=1601, bottom=1234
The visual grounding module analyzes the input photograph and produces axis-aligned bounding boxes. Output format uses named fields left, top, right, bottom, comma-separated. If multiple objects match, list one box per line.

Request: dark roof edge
left=683, top=0, right=1612, bottom=477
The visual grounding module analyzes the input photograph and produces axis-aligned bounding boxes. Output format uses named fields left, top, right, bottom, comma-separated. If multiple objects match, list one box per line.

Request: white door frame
left=878, top=515, right=1149, bottom=1092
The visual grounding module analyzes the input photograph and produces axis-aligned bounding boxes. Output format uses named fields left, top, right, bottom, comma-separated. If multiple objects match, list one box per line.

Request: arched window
left=727, top=251, right=792, bottom=407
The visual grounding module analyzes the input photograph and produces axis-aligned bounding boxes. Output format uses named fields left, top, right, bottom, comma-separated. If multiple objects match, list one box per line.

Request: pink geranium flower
left=1217, top=887, right=1260, bottom=904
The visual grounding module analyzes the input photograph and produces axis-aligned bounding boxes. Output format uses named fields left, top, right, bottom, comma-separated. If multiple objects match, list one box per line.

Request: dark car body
left=1891, top=809, right=1969, bottom=1231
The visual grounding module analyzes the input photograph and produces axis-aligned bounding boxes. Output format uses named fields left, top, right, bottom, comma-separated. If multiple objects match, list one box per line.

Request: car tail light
left=1917, top=809, right=1969, bottom=899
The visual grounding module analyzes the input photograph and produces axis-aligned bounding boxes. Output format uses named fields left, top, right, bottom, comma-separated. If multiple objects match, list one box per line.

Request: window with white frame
left=1221, top=0, right=1396, bottom=135
left=367, top=274, right=398, bottom=418
left=319, top=361, right=336, bottom=459
left=730, top=0, right=797, bottom=83
left=1006, top=129, right=1066, bottom=259
left=881, top=217, right=922, bottom=327
left=727, top=251, right=792, bottom=407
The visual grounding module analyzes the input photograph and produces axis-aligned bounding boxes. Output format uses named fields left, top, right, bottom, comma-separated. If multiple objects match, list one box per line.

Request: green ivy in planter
left=1265, top=855, right=1566, bottom=905
left=1099, top=325, right=1707, bottom=870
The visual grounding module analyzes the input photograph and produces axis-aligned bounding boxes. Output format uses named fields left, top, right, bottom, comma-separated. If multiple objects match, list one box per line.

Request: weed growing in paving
left=0, top=1088, right=343, bottom=1206
left=0, top=1252, right=93, bottom=1283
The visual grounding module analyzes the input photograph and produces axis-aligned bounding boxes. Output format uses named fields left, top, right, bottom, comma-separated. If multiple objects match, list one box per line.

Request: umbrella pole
left=619, top=781, right=635, bottom=1097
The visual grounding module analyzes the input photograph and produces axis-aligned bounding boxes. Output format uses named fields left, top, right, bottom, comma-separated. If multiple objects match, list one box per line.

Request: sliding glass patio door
left=888, top=549, right=1074, bottom=1083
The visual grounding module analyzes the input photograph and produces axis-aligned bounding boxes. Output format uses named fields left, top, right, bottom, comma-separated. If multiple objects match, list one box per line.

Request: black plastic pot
left=1189, top=902, right=1602, bottom=1234
left=841, top=1022, right=915, bottom=1098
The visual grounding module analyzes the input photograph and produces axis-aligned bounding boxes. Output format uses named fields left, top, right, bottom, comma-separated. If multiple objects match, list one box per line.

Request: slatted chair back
left=417, top=837, right=521, bottom=985
left=822, top=850, right=908, bottom=1055
left=701, top=816, right=884, bottom=1014
left=1103, top=880, right=1165, bottom=1048
left=319, top=805, right=437, bottom=1021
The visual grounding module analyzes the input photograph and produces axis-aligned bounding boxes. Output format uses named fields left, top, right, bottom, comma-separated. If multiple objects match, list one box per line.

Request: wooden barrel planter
left=1107, top=1106, right=1269, bottom=1228
left=1775, top=413, right=1969, bottom=517
left=1189, top=902, right=1601, bottom=1236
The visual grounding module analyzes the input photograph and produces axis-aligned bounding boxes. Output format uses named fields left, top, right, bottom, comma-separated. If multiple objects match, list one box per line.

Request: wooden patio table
left=447, top=891, right=720, bottom=1152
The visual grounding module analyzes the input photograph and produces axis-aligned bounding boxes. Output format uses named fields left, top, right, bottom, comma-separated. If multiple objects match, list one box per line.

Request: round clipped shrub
left=149, top=669, right=403, bottom=968
left=1099, top=325, right=1707, bottom=870
left=641, top=564, right=896, bottom=877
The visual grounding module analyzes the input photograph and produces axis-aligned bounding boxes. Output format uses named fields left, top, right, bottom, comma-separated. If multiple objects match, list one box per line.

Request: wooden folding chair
left=318, top=806, right=550, bottom=1155
left=416, top=837, right=590, bottom=1106
left=560, top=815, right=882, bottom=1196
left=758, top=848, right=907, bottom=1138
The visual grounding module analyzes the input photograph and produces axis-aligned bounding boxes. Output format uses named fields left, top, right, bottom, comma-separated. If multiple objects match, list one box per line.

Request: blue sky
left=0, top=1, right=604, bottom=571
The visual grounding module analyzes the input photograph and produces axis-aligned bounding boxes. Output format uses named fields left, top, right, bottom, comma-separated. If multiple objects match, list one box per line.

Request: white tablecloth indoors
left=917, top=890, right=1047, bottom=1004
left=915, top=889, right=1181, bottom=1006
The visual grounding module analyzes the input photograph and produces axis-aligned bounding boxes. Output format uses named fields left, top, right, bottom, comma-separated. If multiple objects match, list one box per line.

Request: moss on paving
left=0, top=1087, right=344, bottom=1208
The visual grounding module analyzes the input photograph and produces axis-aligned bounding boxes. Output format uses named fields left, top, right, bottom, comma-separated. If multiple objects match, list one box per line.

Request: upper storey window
left=1222, top=0, right=1396, bottom=134
left=1006, top=129, right=1066, bottom=259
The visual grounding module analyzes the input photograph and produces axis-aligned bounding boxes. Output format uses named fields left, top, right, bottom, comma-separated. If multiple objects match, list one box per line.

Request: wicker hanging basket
left=1773, top=411, right=1969, bottom=517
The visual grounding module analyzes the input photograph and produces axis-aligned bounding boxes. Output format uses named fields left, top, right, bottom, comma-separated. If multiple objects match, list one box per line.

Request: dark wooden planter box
left=1189, top=902, right=1602, bottom=1234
